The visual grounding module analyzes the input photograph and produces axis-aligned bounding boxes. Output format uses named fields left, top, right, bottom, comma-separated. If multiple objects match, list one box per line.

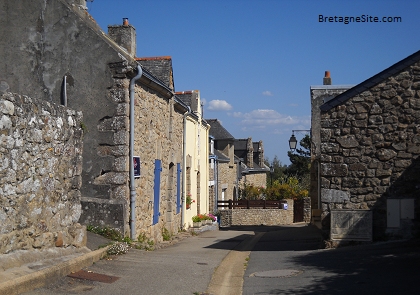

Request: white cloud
left=262, top=91, right=273, bottom=96
left=233, top=109, right=310, bottom=133
left=207, top=100, right=232, bottom=111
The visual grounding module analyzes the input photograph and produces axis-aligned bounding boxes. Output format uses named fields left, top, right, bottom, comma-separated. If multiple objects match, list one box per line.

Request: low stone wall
left=220, top=199, right=294, bottom=226
left=0, top=92, right=85, bottom=254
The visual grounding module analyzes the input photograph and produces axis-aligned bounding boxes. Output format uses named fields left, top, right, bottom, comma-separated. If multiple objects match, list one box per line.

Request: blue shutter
left=176, top=163, right=181, bottom=214
left=153, top=159, right=162, bottom=225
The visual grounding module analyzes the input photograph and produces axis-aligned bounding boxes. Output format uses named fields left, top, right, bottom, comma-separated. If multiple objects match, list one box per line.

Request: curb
left=206, top=231, right=265, bottom=295
left=0, top=246, right=109, bottom=295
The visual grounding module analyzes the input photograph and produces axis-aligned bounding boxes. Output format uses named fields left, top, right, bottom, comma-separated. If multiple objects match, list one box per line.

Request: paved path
left=22, top=228, right=256, bottom=295
left=243, top=225, right=420, bottom=295
left=17, top=224, right=420, bottom=295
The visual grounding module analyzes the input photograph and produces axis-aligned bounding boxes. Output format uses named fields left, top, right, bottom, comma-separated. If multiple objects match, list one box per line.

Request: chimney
left=323, top=71, right=332, bottom=85
left=108, top=18, right=137, bottom=57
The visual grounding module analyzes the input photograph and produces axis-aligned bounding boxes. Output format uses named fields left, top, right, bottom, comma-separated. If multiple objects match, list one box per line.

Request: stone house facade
left=0, top=0, right=201, bottom=242
left=318, top=50, right=420, bottom=240
left=235, top=138, right=269, bottom=190
left=310, top=72, right=353, bottom=223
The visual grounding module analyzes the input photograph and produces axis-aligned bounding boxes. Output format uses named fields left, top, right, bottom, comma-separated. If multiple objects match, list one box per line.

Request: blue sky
left=88, top=0, right=420, bottom=165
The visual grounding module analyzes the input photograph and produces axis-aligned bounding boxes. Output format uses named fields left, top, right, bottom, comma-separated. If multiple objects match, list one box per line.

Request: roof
left=206, top=119, right=235, bottom=140
left=175, top=91, right=193, bottom=107
left=320, top=50, right=420, bottom=111
left=214, top=150, right=230, bottom=162
left=136, top=57, right=174, bottom=90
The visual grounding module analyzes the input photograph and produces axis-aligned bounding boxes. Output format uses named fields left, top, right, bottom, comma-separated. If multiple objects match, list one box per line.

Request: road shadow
left=276, top=239, right=420, bottom=295
left=204, top=224, right=324, bottom=251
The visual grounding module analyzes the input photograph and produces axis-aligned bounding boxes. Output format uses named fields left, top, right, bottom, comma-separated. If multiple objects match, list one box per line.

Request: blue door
left=153, top=159, right=162, bottom=225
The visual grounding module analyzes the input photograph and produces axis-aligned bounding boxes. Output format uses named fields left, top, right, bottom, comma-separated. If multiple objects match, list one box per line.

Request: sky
left=87, top=0, right=420, bottom=165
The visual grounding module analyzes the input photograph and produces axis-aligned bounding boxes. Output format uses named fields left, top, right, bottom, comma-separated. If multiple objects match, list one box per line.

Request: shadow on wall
left=323, top=156, right=420, bottom=241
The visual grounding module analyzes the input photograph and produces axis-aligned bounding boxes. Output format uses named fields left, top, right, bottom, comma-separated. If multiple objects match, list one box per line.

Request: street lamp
left=288, top=134, right=297, bottom=151
left=270, top=165, right=274, bottom=186
left=289, top=130, right=310, bottom=151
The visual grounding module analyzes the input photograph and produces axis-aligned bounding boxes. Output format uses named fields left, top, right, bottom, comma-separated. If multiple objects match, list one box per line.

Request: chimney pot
left=323, top=71, right=332, bottom=85
left=123, top=18, right=129, bottom=26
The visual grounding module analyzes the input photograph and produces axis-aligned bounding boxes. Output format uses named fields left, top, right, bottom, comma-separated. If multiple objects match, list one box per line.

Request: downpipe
left=129, top=65, right=143, bottom=240
left=181, top=106, right=192, bottom=229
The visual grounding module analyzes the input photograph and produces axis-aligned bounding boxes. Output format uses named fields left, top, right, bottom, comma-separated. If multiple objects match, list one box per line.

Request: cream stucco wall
left=182, top=92, right=210, bottom=228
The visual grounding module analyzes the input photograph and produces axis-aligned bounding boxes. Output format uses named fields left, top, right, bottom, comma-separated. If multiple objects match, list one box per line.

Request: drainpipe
left=317, top=159, right=321, bottom=209
left=181, top=106, right=192, bottom=229
left=61, top=75, right=67, bottom=106
left=209, top=155, right=218, bottom=212
left=129, top=65, right=143, bottom=240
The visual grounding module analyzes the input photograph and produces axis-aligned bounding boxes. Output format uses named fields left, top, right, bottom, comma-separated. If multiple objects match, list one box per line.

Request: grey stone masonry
left=0, top=92, right=85, bottom=254
left=219, top=200, right=294, bottom=226
left=320, top=62, right=420, bottom=239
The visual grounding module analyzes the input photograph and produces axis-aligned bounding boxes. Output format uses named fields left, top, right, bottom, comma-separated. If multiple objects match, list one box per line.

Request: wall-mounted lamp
left=289, top=130, right=310, bottom=151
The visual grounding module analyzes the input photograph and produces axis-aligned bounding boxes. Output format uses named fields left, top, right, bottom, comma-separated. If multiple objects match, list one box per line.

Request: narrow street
left=21, top=224, right=420, bottom=295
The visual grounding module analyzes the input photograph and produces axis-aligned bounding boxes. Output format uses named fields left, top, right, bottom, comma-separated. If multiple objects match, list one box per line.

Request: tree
left=285, top=134, right=311, bottom=178
left=265, top=155, right=287, bottom=187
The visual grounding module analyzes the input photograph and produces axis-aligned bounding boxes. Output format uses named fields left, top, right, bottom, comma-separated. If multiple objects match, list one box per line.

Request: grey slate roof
left=214, top=150, right=230, bottom=162
left=206, top=119, right=235, bottom=140
left=320, top=50, right=420, bottom=111
left=177, top=92, right=193, bottom=107
left=136, top=57, right=174, bottom=90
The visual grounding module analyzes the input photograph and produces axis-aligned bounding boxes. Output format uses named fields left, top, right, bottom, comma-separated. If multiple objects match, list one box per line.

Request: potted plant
left=192, top=215, right=201, bottom=227
left=186, top=193, right=194, bottom=209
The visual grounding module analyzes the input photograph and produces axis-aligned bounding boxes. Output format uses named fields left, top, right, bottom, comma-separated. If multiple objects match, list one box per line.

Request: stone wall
left=320, top=62, right=420, bottom=239
left=310, top=85, right=353, bottom=210
left=219, top=199, right=294, bottom=226
left=0, top=92, right=85, bottom=254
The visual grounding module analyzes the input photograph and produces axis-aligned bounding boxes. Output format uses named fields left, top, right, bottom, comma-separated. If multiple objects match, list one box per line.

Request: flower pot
left=186, top=204, right=190, bottom=209
left=193, top=222, right=201, bottom=228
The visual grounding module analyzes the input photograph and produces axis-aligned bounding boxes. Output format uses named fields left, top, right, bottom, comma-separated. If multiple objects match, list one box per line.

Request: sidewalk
left=0, top=232, right=112, bottom=295
left=20, top=225, right=256, bottom=295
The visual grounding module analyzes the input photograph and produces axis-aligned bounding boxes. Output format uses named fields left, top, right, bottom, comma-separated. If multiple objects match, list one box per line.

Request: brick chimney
left=323, top=71, right=332, bottom=85
left=108, top=18, right=136, bottom=57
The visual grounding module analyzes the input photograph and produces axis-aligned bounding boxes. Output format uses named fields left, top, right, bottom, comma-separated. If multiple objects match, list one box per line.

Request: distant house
left=234, top=138, right=269, bottom=190
left=0, top=0, right=208, bottom=243
left=207, top=119, right=269, bottom=211
left=207, top=119, right=238, bottom=210
left=317, top=50, right=420, bottom=240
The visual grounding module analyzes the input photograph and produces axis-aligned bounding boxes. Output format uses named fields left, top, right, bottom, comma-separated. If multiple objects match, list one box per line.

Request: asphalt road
left=21, top=224, right=420, bottom=295
left=243, top=225, right=420, bottom=295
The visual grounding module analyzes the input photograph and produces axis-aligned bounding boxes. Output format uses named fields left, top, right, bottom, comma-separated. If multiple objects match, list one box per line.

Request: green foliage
left=285, top=134, right=311, bottom=178
left=135, top=232, right=155, bottom=251
left=265, top=155, right=287, bottom=187
left=162, top=227, right=171, bottom=241
left=240, top=176, right=308, bottom=201
left=192, top=215, right=201, bottom=222
left=87, top=225, right=130, bottom=242
left=239, top=183, right=265, bottom=200
left=265, top=176, right=308, bottom=200
left=80, top=122, right=88, bottom=133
